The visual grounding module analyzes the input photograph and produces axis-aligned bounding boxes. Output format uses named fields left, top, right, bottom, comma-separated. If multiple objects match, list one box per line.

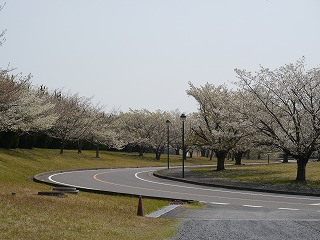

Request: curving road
left=41, top=166, right=320, bottom=217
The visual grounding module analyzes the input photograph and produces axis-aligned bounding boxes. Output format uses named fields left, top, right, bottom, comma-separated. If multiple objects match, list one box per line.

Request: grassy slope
left=0, top=148, right=212, bottom=240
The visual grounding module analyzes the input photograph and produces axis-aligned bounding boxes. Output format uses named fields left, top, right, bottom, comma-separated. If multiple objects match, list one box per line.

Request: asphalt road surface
left=43, top=167, right=320, bottom=239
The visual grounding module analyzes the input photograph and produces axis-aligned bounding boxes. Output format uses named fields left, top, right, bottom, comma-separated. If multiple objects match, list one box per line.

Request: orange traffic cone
left=137, top=195, right=144, bottom=216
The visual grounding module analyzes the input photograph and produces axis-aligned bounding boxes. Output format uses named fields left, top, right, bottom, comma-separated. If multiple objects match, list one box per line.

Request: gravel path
left=163, top=204, right=320, bottom=240
left=170, top=219, right=320, bottom=240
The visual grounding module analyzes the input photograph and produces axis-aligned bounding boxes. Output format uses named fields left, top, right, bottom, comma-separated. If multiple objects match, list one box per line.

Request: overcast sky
left=0, top=0, right=319, bottom=113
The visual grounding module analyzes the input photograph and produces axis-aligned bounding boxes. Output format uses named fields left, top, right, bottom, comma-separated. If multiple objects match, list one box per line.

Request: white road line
left=135, top=170, right=320, bottom=202
left=48, top=170, right=100, bottom=190
left=310, top=203, right=320, bottom=206
left=210, top=202, right=230, bottom=205
left=243, top=205, right=263, bottom=208
left=278, top=208, right=300, bottom=211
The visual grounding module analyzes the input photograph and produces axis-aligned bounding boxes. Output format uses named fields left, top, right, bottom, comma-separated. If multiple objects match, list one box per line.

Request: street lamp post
left=166, top=119, right=171, bottom=169
left=180, top=113, right=186, bottom=178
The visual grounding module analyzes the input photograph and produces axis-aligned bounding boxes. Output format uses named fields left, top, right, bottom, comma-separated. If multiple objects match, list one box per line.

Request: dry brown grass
left=0, top=192, right=176, bottom=240
left=0, top=148, right=195, bottom=240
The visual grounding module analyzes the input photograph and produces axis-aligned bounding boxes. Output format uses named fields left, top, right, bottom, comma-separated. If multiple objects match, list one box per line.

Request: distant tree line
left=1, top=57, right=320, bottom=181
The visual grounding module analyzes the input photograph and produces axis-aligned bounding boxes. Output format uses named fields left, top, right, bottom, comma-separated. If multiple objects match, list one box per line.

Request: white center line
left=210, top=202, right=230, bottom=205
left=310, top=203, right=320, bottom=206
left=243, top=205, right=263, bottom=208
left=278, top=208, right=300, bottom=211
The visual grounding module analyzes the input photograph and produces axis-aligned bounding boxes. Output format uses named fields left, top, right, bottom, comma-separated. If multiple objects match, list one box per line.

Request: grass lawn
left=0, top=148, right=212, bottom=240
left=191, top=161, right=320, bottom=188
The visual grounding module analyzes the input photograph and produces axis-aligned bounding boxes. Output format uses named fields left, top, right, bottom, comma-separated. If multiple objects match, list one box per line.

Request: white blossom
left=235, top=58, right=320, bottom=180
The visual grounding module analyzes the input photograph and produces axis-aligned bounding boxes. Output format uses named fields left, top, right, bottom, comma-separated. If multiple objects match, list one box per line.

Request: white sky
left=0, top=0, right=319, bottom=113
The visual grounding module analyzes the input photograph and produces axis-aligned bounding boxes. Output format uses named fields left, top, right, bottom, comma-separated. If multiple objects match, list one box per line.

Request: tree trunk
left=257, top=153, right=261, bottom=160
left=210, top=150, right=214, bottom=160
left=183, top=148, right=187, bottom=162
left=139, top=147, right=144, bottom=156
left=296, top=159, right=307, bottom=181
left=205, top=149, right=210, bottom=158
left=77, top=139, right=83, bottom=154
left=282, top=153, right=289, bottom=163
left=95, top=144, right=100, bottom=158
left=155, top=151, right=161, bottom=161
left=127, top=146, right=133, bottom=153
left=60, top=140, right=65, bottom=154
left=189, top=150, right=193, bottom=158
left=215, top=150, right=228, bottom=171
left=234, top=152, right=244, bottom=165
left=175, top=148, right=180, bottom=155
left=201, top=149, right=206, bottom=157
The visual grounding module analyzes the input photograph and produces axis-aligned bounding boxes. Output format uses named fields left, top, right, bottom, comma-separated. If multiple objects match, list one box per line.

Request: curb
left=146, top=204, right=181, bottom=218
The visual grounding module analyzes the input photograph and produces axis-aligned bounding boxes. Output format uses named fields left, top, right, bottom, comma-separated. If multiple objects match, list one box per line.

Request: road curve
left=36, top=167, right=320, bottom=240
left=36, top=166, right=320, bottom=216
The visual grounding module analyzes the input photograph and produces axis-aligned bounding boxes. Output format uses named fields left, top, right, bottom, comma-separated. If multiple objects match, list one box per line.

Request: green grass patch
left=0, top=148, right=213, bottom=240
left=191, top=162, right=320, bottom=188
left=184, top=201, right=205, bottom=209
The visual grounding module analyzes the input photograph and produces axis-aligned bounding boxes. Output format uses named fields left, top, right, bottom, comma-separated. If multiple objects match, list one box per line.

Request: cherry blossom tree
left=148, top=110, right=169, bottom=160
left=49, top=92, right=94, bottom=154
left=73, top=105, right=103, bottom=154
left=13, top=88, right=56, bottom=133
left=183, top=112, right=202, bottom=158
left=228, top=90, right=257, bottom=165
left=165, top=110, right=184, bottom=155
left=0, top=71, right=56, bottom=135
left=120, top=109, right=172, bottom=160
left=119, top=109, right=153, bottom=156
left=0, top=70, right=29, bottom=132
left=87, top=110, right=125, bottom=158
left=235, top=58, right=320, bottom=181
left=187, top=83, right=247, bottom=170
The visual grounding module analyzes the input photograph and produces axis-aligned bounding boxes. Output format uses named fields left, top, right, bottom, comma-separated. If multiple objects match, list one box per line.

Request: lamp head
left=180, top=113, right=186, bottom=122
